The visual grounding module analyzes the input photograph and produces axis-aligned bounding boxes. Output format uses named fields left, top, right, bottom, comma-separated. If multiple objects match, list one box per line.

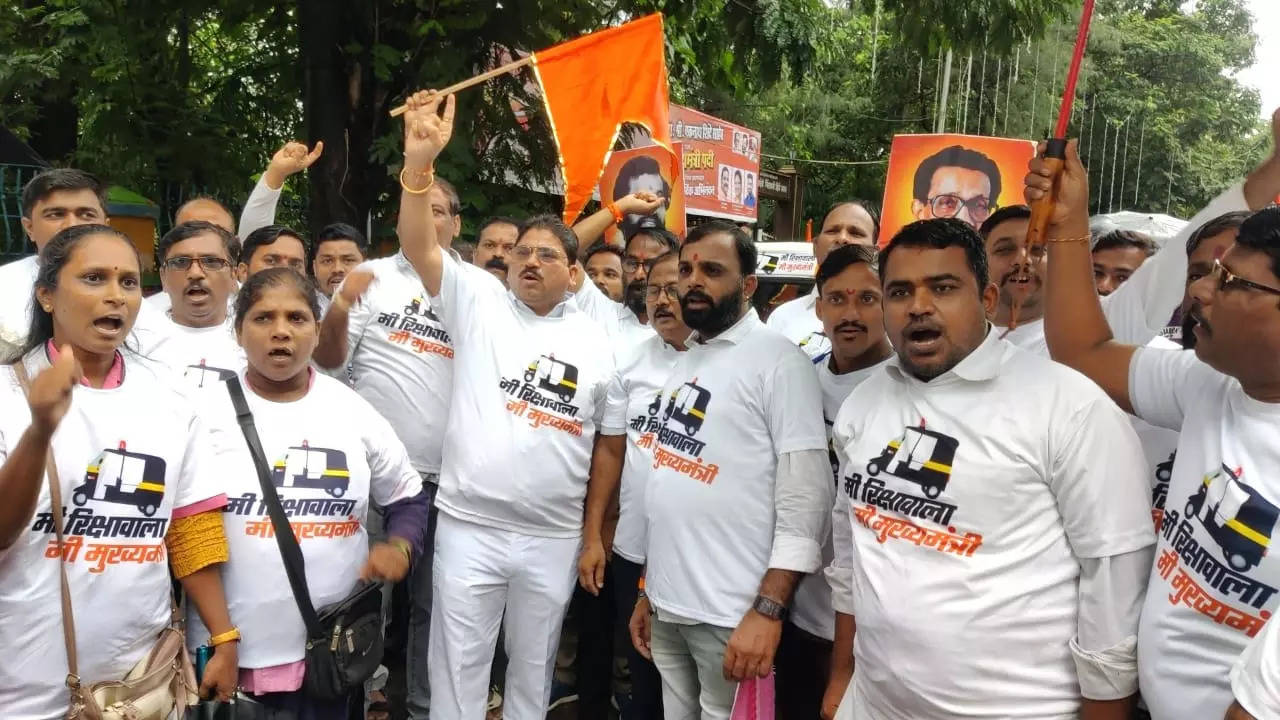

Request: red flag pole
left=1026, top=0, right=1096, bottom=247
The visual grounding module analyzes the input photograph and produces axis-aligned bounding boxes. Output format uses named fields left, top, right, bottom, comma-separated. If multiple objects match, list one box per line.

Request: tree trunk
left=27, top=80, right=78, bottom=163
left=298, top=0, right=364, bottom=236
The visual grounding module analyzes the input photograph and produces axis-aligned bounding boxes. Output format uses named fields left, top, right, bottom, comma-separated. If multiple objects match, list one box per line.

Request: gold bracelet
left=1045, top=234, right=1092, bottom=244
left=210, top=628, right=241, bottom=646
left=399, top=167, right=436, bottom=195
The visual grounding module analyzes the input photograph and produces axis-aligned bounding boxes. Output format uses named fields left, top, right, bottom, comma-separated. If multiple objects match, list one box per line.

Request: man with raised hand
left=237, top=140, right=324, bottom=240
left=1030, top=111, right=1280, bottom=720
left=767, top=201, right=879, bottom=361
left=396, top=90, right=622, bottom=720
left=629, top=221, right=831, bottom=720
left=830, top=217, right=1155, bottom=720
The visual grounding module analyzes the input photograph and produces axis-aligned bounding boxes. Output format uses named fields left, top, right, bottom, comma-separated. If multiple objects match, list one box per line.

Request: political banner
left=669, top=104, right=761, bottom=223
left=600, top=144, right=687, bottom=239
left=878, top=134, right=1036, bottom=246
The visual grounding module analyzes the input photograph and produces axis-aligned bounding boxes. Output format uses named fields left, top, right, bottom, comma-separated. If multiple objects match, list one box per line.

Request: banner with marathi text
left=669, top=104, right=761, bottom=223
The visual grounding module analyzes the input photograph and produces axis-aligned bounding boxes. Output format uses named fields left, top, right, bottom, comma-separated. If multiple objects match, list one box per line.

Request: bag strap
left=12, top=362, right=83, bottom=694
left=224, top=375, right=323, bottom=637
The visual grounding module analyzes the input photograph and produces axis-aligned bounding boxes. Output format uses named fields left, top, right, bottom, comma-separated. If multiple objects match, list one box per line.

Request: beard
left=680, top=284, right=744, bottom=337
left=623, top=279, right=647, bottom=317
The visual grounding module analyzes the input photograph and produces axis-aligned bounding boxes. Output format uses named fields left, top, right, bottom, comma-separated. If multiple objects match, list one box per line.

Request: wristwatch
left=752, top=594, right=789, bottom=622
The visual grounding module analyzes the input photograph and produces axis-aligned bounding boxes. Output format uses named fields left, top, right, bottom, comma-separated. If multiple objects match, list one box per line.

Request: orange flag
left=532, top=14, right=676, bottom=225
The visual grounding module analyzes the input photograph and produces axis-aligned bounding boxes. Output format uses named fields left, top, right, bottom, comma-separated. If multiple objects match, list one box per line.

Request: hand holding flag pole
left=1026, top=0, right=1097, bottom=248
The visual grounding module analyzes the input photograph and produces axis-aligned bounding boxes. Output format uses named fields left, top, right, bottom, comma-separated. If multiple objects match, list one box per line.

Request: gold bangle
left=390, top=537, right=411, bottom=563
left=1045, top=234, right=1091, bottom=244
left=210, top=628, right=241, bottom=646
left=399, top=167, right=435, bottom=195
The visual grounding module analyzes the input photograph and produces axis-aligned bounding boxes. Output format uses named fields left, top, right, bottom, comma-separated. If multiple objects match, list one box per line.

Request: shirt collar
left=507, top=289, right=572, bottom=319
left=689, top=307, right=761, bottom=346
left=885, top=324, right=1005, bottom=384
left=46, top=340, right=126, bottom=389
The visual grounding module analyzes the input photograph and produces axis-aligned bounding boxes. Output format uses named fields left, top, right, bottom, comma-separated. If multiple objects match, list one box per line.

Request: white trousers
left=427, top=513, right=580, bottom=720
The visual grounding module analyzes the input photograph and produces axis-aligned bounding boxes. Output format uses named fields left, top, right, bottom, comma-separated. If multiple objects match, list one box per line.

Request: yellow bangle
left=1045, top=234, right=1091, bottom=244
left=400, top=167, right=435, bottom=195
left=210, top=628, right=241, bottom=646
left=390, top=537, right=411, bottom=563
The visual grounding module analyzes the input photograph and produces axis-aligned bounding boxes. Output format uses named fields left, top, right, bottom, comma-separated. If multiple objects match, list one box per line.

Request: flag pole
left=1026, top=0, right=1096, bottom=247
left=389, top=56, right=534, bottom=117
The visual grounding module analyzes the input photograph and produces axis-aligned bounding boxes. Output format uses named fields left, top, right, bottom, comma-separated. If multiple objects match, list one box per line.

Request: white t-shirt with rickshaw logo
left=1130, top=346, right=1280, bottom=720
left=0, top=350, right=223, bottom=720
left=191, top=370, right=422, bottom=668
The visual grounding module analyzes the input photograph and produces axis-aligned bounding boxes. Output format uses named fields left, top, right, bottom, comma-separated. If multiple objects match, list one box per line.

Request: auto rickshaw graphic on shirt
left=404, top=296, right=441, bottom=322
left=663, top=380, right=711, bottom=436
left=73, top=441, right=168, bottom=517
left=1185, top=464, right=1279, bottom=572
left=524, top=355, right=579, bottom=403
left=756, top=253, right=780, bottom=274
left=184, top=359, right=237, bottom=389
left=270, top=441, right=351, bottom=498
left=866, top=425, right=959, bottom=499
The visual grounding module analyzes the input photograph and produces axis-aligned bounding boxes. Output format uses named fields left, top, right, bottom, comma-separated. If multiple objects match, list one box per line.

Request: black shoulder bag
left=225, top=376, right=384, bottom=700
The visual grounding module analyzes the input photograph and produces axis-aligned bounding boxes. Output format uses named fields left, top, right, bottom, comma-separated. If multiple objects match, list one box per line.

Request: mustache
left=485, top=257, right=508, bottom=272
left=185, top=280, right=210, bottom=293
left=1000, top=266, right=1038, bottom=284
left=682, top=289, right=714, bottom=305
left=903, top=318, right=943, bottom=335
left=833, top=320, right=867, bottom=334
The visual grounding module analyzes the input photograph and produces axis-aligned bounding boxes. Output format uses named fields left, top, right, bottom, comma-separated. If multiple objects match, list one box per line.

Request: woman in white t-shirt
left=0, top=224, right=240, bottom=717
left=198, top=267, right=427, bottom=716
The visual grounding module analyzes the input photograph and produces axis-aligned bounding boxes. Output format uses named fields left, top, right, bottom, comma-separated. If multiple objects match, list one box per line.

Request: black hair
left=880, top=218, right=989, bottom=291
left=816, top=243, right=880, bottom=292
left=646, top=250, right=680, bottom=274
left=314, top=222, right=369, bottom=258
left=682, top=220, right=756, bottom=276
left=240, top=224, right=309, bottom=267
left=821, top=200, right=881, bottom=242
left=21, top=168, right=108, bottom=219
left=1234, top=206, right=1280, bottom=280
left=156, top=221, right=241, bottom=265
left=1092, top=229, right=1156, bottom=257
left=517, top=214, right=580, bottom=264
left=913, top=145, right=1002, bottom=204
left=977, top=204, right=1031, bottom=240
left=478, top=216, right=520, bottom=239
left=11, top=224, right=140, bottom=362
left=625, top=225, right=680, bottom=253
left=431, top=177, right=461, bottom=217
left=613, top=156, right=670, bottom=202
left=233, top=267, right=322, bottom=330
left=1186, top=210, right=1251, bottom=257
left=583, top=240, right=623, bottom=265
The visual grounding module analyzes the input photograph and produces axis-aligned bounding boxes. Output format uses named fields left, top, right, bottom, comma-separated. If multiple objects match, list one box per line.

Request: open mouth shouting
left=91, top=313, right=126, bottom=340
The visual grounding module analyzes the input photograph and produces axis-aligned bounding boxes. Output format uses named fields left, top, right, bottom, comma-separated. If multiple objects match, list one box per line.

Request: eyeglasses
left=1211, top=258, right=1280, bottom=296
left=162, top=255, right=231, bottom=272
left=623, top=257, right=645, bottom=273
left=928, top=194, right=993, bottom=222
left=645, top=283, right=679, bottom=301
left=510, top=246, right=566, bottom=264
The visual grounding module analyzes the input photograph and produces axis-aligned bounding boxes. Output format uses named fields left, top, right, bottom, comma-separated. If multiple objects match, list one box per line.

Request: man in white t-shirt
left=1228, top=604, right=1280, bottom=719
left=237, top=140, right=324, bottom=241
left=310, top=223, right=369, bottom=298
left=473, top=216, right=520, bottom=285
left=1031, top=124, right=1280, bottom=720
left=396, top=91, right=623, bottom=720
left=831, top=217, right=1156, bottom=720
left=145, top=196, right=241, bottom=315
left=143, top=221, right=245, bottom=384
left=1, top=169, right=111, bottom=358
left=766, top=201, right=878, bottom=361
left=628, top=221, right=831, bottom=720
left=773, top=243, right=894, bottom=720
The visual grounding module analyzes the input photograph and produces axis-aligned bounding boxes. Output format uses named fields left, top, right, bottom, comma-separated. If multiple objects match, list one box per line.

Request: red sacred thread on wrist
left=607, top=202, right=624, bottom=225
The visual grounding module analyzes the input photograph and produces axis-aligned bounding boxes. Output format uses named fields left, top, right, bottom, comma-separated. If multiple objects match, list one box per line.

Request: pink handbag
left=730, top=672, right=776, bottom=720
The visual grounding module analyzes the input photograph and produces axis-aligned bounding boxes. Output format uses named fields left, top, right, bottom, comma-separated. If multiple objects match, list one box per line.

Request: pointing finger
left=304, top=141, right=325, bottom=166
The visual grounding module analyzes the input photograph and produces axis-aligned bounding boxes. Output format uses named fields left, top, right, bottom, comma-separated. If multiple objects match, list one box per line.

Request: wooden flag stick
left=389, top=55, right=535, bottom=117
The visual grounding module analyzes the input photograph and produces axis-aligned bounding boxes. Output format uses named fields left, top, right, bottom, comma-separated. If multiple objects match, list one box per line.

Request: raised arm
left=572, top=192, right=664, bottom=247
left=313, top=269, right=374, bottom=369
left=239, top=141, right=323, bottom=239
left=396, top=91, right=456, bottom=297
left=1030, top=140, right=1139, bottom=412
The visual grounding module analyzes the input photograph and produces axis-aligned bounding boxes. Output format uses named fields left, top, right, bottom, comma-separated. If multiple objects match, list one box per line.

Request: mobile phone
left=195, top=645, right=213, bottom=685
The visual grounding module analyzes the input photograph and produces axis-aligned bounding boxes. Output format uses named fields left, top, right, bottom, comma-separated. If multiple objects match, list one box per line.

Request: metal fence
left=0, top=164, right=42, bottom=264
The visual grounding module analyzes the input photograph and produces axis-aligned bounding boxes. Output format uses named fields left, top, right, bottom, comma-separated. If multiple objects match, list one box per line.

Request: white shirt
left=0, top=350, right=222, bottom=720
left=1231, top=603, right=1280, bottom=719
left=994, top=181, right=1248, bottom=352
left=338, top=252, right=459, bottom=474
left=189, top=371, right=422, bottom=667
left=432, top=252, right=622, bottom=537
left=831, top=329, right=1154, bottom=719
left=1130, top=347, right=1280, bottom=720
left=144, top=313, right=246, bottom=388
left=792, top=354, right=890, bottom=641
left=573, top=276, right=651, bottom=349
left=238, top=176, right=284, bottom=240
left=645, top=310, right=830, bottom=628
left=766, top=288, right=830, bottom=361
left=1133, top=336, right=1182, bottom=533
left=0, top=255, right=39, bottom=357
left=607, top=333, right=682, bottom=563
